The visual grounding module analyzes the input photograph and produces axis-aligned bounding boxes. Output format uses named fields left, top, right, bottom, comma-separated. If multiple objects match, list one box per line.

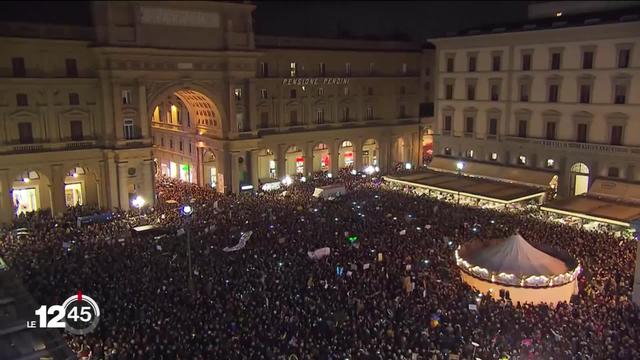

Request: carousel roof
left=462, top=233, right=568, bottom=276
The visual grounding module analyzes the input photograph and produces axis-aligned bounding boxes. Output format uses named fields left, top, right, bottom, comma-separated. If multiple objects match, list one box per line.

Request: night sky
left=1, top=1, right=530, bottom=41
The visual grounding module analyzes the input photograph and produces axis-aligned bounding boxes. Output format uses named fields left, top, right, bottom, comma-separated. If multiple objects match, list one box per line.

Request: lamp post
left=181, top=204, right=194, bottom=295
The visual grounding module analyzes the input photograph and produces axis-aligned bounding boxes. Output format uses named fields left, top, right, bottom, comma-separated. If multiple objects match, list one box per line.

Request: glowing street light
left=404, top=163, right=412, bottom=170
left=456, top=161, right=465, bottom=171
left=281, top=175, right=293, bottom=186
left=327, top=173, right=333, bottom=178
left=181, top=205, right=193, bottom=216
left=22, top=177, right=30, bottom=183
left=131, top=195, right=146, bottom=209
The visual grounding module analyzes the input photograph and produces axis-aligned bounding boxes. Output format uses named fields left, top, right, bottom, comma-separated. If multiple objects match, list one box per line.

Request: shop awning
left=384, top=170, right=546, bottom=204
left=429, top=157, right=558, bottom=188
left=542, top=179, right=640, bottom=227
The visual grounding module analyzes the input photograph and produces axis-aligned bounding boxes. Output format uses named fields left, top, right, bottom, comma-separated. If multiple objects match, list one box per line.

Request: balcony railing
left=503, top=136, right=640, bottom=155
left=0, top=139, right=98, bottom=154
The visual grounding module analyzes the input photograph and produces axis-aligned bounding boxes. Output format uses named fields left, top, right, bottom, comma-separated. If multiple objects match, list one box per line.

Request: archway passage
left=257, top=149, right=276, bottom=180
left=12, top=170, right=49, bottom=215
left=202, top=150, right=217, bottom=189
left=339, top=140, right=354, bottom=169
left=422, top=128, right=434, bottom=165
left=64, top=166, right=99, bottom=208
left=313, top=143, right=330, bottom=173
left=570, top=163, right=590, bottom=196
left=361, top=139, right=378, bottom=168
left=284, top=146, right=303, bottom=176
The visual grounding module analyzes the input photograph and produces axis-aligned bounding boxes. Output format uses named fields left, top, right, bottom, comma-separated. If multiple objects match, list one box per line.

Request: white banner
left=307, top=247, right=331, bottom=260
left=223, top=231, right=253, bottom=252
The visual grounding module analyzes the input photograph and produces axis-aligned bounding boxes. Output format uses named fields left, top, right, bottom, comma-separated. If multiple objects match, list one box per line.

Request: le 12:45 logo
left=27, top=290, right=101, bottom=335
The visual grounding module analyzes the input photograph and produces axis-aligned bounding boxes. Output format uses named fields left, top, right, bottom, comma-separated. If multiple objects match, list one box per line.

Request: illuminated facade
left=430, top=12, right=640, bottom=197
left=0, top=1, right=433, bottom=223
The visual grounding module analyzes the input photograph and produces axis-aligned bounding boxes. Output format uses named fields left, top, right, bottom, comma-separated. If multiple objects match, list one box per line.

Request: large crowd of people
left=1, top=170, right=638, bottom=359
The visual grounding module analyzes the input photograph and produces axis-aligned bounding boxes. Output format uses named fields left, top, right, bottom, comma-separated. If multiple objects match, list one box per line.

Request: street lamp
left=405, top=163, right=412, bottom=170
left=181, top=204, right=194, bottom=295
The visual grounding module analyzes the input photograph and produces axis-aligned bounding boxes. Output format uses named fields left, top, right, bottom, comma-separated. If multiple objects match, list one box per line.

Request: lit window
left=402, top=63, right=407, bottom=74
left=123, top=118, right=135, bottom=139
left=490, top=152, right=498, bottom=161
left=234, top=88, right=242, bottom=101
left=343, top=87, right=349, bottom=96
left=465, top=149, right=474, bottom=158
left=318, top=87, right=324, bottom=96
left=122, top=90, right=132, bottom=105
left=518, top=155, right=527, bottom=165
left=290, top=62, right=297, bottom=77
left=261, top=88, right=268, bottom=99
left=546, top=159, right=555, bottom=168
left=345, top=62, right=351, bottom=76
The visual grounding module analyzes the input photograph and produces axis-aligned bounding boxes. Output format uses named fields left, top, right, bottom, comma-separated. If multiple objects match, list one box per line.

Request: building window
left=316, top=109, right=325, bottom=124
left=344, top=87, right=349, bottom=96
left=160, top=137, right=164, bottom=146
left=522, top=54, right=531, bottom=71
left=234, top=88, right=242, bottom=101
left=518, top=120, right=527, bottom=138
left=189, top=143, right=192, bottom=154
left=402, top=63, right=407, bottom=74
left=550, top=53, right=561, bottom=70
left=16, top=93, right=28, bottom=106
left=611, top=125, right=623, bottom=145
left=65, top=58, right=78, bottom=77
left=466, top=84, right=475, bottom=100
left=12, top=57, right=26, bottom=77
left=468, top=56, right=476, bottom=72
left=579, top=85, right=591, bottom=104
left=290, top=62, right=297, bottom=77
left=489, top=118, right=498, bottom=136
left=18, top=122, right=33, bottom=144
left=465, top=117, right=474, bottom=134
left=444, top=147, right=452, bottom=155
left=490, top=85, right=499, bottom=101
left=261, top=88, right=268, bottom=99
left=518, top=155, right=527, bottom=165
left=490, top=152, right=498, bottom=161
left=122, top=90, right=131, bottom=105
left=445, top=84, right=453, bottom=100
left=546, top=122, right=556, bottom=140
left=319, top=63, right=326, bottom=76
left=443, top=116, right=452, bottom=132
left=582, top=51, right=594, bottom=69
left=576, top=123, right=588, bottom=143
left=345, top=62, right=351, bottom=76
left=169, top=139, right=173, bottom=149
left=343, top=107, right=350, bottom=122
left=366, top=106, right=374, bottom=120
left=446, top=57, right=454, bottom=72
left=614, top=85, right=626, bottom=104
left=548, top=84, right=559, bottom=102
left=618, top=48, right=630, bottom=68
left=290, top=89, right=297, bottom=99
left=260, top=112, right=269, bottom=128
left=289, top=110, right=298, bottom=126
left=179, top=140, right=183, bottom=151
left=259, top=62, right=269, bottom=77
left=123, top=118, right=135, bottom=139
left=519, top=84, right=529, bottom=102
left=546, top=159, right=555, bottom=168
left=465, top=149, right=474, bottom=158
left=68, top=93, right=80, bottom=105
left=318, top=87, right=324, bottom=96
left=369, top=62, right=375, bottom=75
left=70, top=120, right=83, bottom=141
left=367, top=87, right=373, bottom=96
left=492, top=55, right=501, bottom=71
left=608, top=167, right=620, bottom=178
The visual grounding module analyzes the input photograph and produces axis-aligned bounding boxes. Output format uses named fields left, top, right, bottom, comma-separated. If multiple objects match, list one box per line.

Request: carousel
left=455, top=233, right=581, bottom=305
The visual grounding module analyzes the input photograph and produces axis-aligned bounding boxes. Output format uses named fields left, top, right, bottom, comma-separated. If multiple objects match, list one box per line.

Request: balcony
left=0, top=139, right=98, bottom=154
left=503, top=136, right=640, bottom=156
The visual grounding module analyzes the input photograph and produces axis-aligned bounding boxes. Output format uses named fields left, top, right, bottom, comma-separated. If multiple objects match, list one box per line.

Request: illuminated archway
left=203, top=149, right=217, bottom=189
left=11, top=170, right=50, bottom=215
left=361, top=139, right=378, bottom=167
left=257, top=149, right=276, bottom=180
left=339, top=140, right=354, bottom=169
left=422, top=128, right=434, bottom=165
left=570, top=162, right=590, bottom=196
left=313, top=143, right=330, bottom=172
left=284, top=146, right=304, bottom=175
left=63, top=166, right=99, bottom=207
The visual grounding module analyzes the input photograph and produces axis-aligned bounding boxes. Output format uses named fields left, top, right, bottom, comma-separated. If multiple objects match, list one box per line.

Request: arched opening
left=313, top=143, right=330, bottom=172
left=422, top=128, right=434, bottom=165
left=11, top=170, right=50, bottom=215
left=257, top=149, right=276, bottom=180
left=64, top=166, right=99, bottom=208
left=361, top=139, right=378, bottom=167
left=203, top=149, right=217, bottom=189
left=570, top=163, right=590, bottom=196
left=284, top=146, right=304, bottom=175
left=339, top=140, right=354, bottom=169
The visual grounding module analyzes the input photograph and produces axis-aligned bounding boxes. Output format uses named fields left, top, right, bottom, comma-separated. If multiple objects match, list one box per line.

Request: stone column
left=138, top=81, right=149, bottom=139
left=303, top=142, right=313, bottom=176
left=276, top=145, right=286, bottom=178
left=104, top=152, right=120, bottom=208
left=250, top=150, right=259, bottom=188
left=117, top=161, right=130, bottom=210
left=0, top=170, right=13, bottom=224
left=49, top=164, right=66, bottom=218
left=218, top=151, right=232, bottom=194
left=231, top=152, right=241, bottom=194
left=354, top=139, right=363, bottom=171
left=330, top=140, right=339, bottom=175
left=378, top=139, right=390, bottom=173
left=112, top=82, right=124, bottom=140
left=141, top=159, right=155, bottom=207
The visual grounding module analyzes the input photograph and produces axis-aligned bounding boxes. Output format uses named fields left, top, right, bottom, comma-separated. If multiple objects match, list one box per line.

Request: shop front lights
left=456, top=161, right=465, bottom=171
left=281, top=175, right=293, bottom=186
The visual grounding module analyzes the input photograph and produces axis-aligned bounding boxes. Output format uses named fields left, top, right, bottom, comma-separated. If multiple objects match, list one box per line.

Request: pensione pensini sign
left=282, top=78, right=350, bottom=86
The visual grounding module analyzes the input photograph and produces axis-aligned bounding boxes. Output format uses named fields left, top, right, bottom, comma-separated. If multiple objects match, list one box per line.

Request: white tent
left=464, top=233, right=568, bottom=276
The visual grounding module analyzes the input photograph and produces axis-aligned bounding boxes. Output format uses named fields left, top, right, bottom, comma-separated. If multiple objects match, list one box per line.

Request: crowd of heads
left=0, top=170, right=638, bottom=359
